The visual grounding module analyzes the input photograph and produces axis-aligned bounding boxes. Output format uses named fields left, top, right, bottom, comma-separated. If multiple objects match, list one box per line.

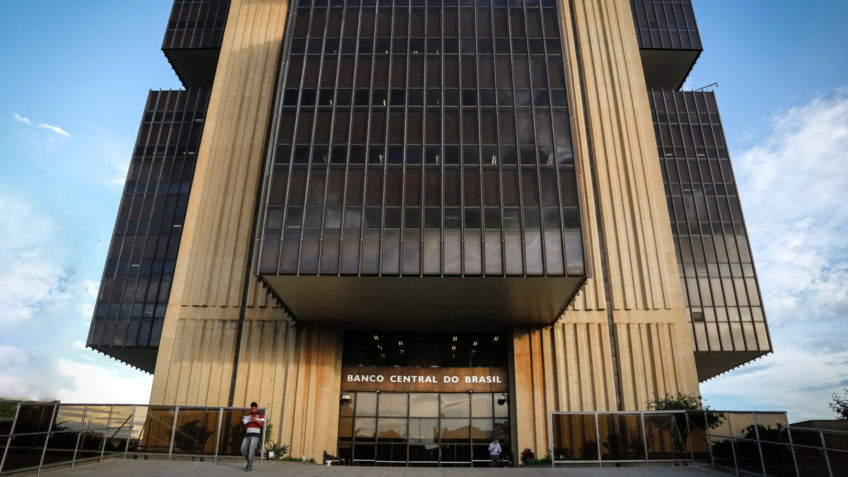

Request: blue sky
left=1, top=1, right=847, bottom=420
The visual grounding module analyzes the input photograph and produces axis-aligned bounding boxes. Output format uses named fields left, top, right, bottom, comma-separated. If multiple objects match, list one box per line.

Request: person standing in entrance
left=488, top=438, right=502, bottom=467
left=241, top=402, right=265, bottom=471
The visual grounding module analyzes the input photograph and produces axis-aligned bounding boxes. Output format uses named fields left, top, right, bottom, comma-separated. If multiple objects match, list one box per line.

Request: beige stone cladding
left=510, top=0, right=700, bottom=457
left=149, top=0, right=343, bottom=461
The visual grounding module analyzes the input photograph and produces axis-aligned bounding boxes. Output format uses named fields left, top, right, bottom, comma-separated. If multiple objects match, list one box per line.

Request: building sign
left=341, top=366, right=508, bottom=393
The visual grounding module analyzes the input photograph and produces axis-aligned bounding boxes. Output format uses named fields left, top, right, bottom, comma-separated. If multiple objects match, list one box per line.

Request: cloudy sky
left=1, top=1, right=847, bottom=421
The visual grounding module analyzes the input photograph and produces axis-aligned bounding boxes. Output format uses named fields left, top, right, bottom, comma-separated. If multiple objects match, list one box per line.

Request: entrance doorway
left=337, top=332, right=511, bottom=466
left=337, top=391, right=510, bottom=466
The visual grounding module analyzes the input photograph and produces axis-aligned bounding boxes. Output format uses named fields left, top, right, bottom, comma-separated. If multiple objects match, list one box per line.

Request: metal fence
left=0, top=402, right=265, bottom=475
left=548, top=410, right=847, bottom=476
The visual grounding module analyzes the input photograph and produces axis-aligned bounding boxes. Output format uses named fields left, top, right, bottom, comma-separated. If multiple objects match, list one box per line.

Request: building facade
left=87, top=0, right=770, bottom=465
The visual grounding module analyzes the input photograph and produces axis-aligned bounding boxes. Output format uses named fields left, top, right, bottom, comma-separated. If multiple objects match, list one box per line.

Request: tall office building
left=87, top=0, right=771, bottom=465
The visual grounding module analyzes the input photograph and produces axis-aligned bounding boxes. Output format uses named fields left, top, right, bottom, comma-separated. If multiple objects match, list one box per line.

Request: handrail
left=0, top=403, right=265, bottom=475
left=108, top=414, right=134, bottom=441
left=548, top=410, right=846, bottom=477
left=788, top=425, right=848, bottom=435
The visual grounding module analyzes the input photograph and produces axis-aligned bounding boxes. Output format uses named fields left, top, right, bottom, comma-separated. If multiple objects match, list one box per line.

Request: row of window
left=163, top=0, right=229, bottom=50
left=141, top=111, right=205, bottom=123
left=291, top=38, right=563, bottom=56
left=89, top=316, right=164, bottom=348
left=680, top=264, right=757, bottom=284
left=683, top=275, right=761, bottom=309
left=655, top=125, right=726, bottom=149
left=280, top=113, right=570, bottom=148
left=105, top=259, right=177, bottom=276
left=663, top=162, right=737, bottom=187
left=282, top=89, right=569, bottom=107
left=123, top=181, right=191, bottom=195
left=276, top=145, right=573, bottom=166
left=287, top=56, right=567, bottom=89
left=259, top=228, right=583, bottom=275
left=297, top=0, right=555, bottom=6
left=654, top=113, right=722, bottom=125
left=114, top=219, right=185, bottom=236
left=341, top=392, right=509, bottom=419
left=666, top=182, right=737, bottom=197
left=266, top=205, right=579, bottom=230
left=125, top=158, right=194, bottom=184
left=630, top=0, right=701, bottom=50
left=670, top=222, right=747, bottom=238
left=675, top=234, right=753, bottom=266
left=666, top=194, right=746, bottom=226
left=93, top=300, right=167, bottom=321
left=267, top=168, right=578, bottom=208
left=136, top=124, right=202, bottom=147
left=691, top=317, right=770, bottom=354
left=98, top=275, right=173, bottom=308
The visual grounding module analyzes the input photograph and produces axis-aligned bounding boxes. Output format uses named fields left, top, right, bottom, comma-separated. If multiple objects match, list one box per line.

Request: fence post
left=705, top=410, right=716, bottom=471
left=726, top=413, right=739, bottom=477
left=100, top=405, right=114, bottom=463
left=786, top=423, right=801, bottom=477
left=548, top=412, right=554, bottom=468
left=123, top=406, right=136, bottom=460
left=214, top=408, right=223, bottom=463
left=594, top=413, right=601, bottom=465
left=168, top=407, right=179, bottom=461
left=260, top=408, right=267, bottom=464
left=70, top=406, right=88, bottom=469
left=0, top=402, right=21, bottom=473
left=751, top=413, right=767, bottom=477
left=684, top=410, right=693, bottom=461
left=640, top=412, right=648, bottom=462
left=819, top=429, right=833, bottom=477
left=36, top=403, right=59, bottom=475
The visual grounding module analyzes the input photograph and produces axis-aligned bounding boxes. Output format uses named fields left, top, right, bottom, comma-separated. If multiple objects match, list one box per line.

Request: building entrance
left=338, top=333, right=511, bottom=466
left=337, top=391, right=509, bottom=466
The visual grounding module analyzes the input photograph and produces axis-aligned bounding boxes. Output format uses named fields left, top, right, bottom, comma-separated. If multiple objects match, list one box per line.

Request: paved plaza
left=41, top=459, right=726, bottom=477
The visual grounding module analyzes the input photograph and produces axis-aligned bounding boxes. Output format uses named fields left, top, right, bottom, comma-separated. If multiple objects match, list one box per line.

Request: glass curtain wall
left=87, top=89, right=210, bottom=371
left=338, top=391, right=509, bottom=466
left=630, top=0, right=701, bottom=50
left=258, top=0, right=583, bottom=278
left=650, top=90, right=770, bottom=359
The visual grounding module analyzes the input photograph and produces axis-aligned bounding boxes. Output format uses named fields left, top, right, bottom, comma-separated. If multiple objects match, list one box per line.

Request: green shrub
left=521, top=449, right=552, bottom=466
left=263, top=423, right=290, bottom=460
left=0, top=399, right=19, bottom=417
left=648, top=392, right=704, bottom=410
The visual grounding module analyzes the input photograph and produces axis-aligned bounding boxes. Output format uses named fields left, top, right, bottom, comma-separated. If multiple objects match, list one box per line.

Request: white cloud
left=702, top=88, right=848, bottom=420
left=0, top=191, right=151, bottom=404
left=0, top=345, right=67, bottom=400
left=703, top=334, right=848, bottom=420
left=0, top=344, right=31, bottom=367
left=734, top=89, right=848, bottom=327
left=38, top=122, right=70, bottom=137
left=0, top=347, right=151, bottom=403
left=106, top=158, right=129, bottom=186
left=55, top=358, right=152, bottom=404
left=0, top=195, right=71, bottom=324
left=12, top=112, right=31, bottom=125
left=80, top=279, right=99, bottom=321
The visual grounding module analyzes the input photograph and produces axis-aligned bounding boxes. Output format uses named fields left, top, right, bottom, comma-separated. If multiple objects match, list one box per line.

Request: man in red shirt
left=240, top=402, right=265, bottom=471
